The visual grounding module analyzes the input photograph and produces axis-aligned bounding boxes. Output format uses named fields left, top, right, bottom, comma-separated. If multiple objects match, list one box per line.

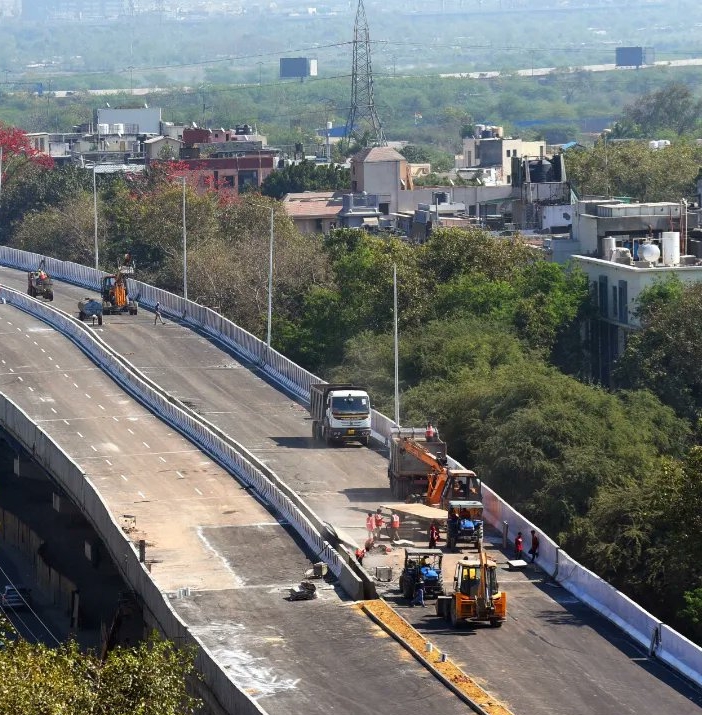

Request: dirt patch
left=360, top=599, right=514, bottom=715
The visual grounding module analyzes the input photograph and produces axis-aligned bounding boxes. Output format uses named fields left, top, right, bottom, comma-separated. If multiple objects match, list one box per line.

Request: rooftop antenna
left=342, top=0, right=386, bottom=152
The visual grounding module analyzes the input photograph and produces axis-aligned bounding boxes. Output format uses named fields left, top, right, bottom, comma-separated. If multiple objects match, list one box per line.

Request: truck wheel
left=361, top=436, right=370, bottom=447
left=489, top=618, right=502, bottom=628
left=402, top=578, right=413, bottom=600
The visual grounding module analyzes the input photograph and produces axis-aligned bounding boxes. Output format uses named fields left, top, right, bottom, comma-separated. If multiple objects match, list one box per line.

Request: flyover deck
left=0, top=300, right=466, bottom=715
left=1, top=265, right=701, bottom=714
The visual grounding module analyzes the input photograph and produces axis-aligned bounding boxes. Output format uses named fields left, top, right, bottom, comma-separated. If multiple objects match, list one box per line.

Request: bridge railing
left=1, top=246, right=700, bottom=687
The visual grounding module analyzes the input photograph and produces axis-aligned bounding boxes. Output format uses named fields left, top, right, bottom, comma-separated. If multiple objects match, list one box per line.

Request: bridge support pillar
left=13, top=453, right=49, bottom=481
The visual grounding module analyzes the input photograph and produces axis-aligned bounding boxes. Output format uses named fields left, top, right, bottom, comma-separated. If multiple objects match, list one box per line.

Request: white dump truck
left=309, top=383, right=372, bottom=446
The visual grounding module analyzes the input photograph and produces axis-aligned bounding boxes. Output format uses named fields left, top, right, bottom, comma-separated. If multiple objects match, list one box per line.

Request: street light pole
left=393, top=263, right=399, bottom=427
left=92, top=162, right=99, bottom=270
left=267, top=206, right=274, bottom=347
left=182, top=176, right=188, bottom=301
left=0, top=147, right=3, bottom=211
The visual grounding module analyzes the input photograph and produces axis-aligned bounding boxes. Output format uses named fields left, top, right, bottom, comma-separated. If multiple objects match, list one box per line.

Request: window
left=237, top=170, right=258, bottom=190
left=598, top=275, right=608, bottom=316
left=618, top=280, right=628, bottom=324
left=506, top=175, right=511, bottom=184
left=506, top=149, right=511, bottom=158
left=612, top=286, right=618, bottom=318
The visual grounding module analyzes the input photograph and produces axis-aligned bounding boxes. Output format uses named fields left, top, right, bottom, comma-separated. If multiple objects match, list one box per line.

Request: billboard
left=280, top=57, right=315, bottom=79
left=615, top=47, right=654, bottom=68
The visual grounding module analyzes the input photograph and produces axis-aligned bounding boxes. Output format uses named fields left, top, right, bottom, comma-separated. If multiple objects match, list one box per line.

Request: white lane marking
left=6, top=322, right=11, bottom=326
left=194, top=488, right=203, bottom=495
left=105, top=459, right=112, bottom=466
left=159, top=456, right=167, bottom=463
left=33, top=341, right=37, bottom=346
left=9, top=368, right=14, bottom=373
left=76, top=431, right=84, bottom=438
left=50, top=408, right=57, bottom=414
left=17, top=376, right=23, bottom=382
left=142, top=442, right=150, bottom=449
left=41, top=348, right=46, bottom=353
left=63, top=419, right=70, bottom=425
left=84, top=393, right=91, bottom=399
left=73, top=383, right=78, bottom=388
left=0, top=359, right=4, bottom=364
left=63, top=373, right=69, bottom=378
left=138, top=491, right=146, bottom=499
left=48, top=356, right=52, bottom=360
left=98, top=404, right=105, bottom=410
left=120, top=474, right=128, bottom=481
left=16, top=327, right=20, bottom=331
left=176, top=471, right=185, bottom=479
left=55, top=365, right=60, bottom=369
left=112, top=416, right=119, bottom=422
left=127, top=428, right=134, bottom=435
left=28, top=386, right=34, bottom=392
left=40, top=397, right=45, bottom=402
left=90, top=445, right=97, bottom=452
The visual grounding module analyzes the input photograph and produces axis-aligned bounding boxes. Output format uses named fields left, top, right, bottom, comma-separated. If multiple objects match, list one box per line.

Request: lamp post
left=393, top=263, right=399, bottom=427
left=181, top=176, right=188, bottom=301
left=0, top=146, right=3, bottom=211
left=92, top=162, right=99, bottom=270
left=267, top=206, right=274, bottom=347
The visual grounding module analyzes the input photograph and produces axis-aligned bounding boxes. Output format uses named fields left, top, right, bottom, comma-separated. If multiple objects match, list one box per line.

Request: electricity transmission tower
left=343, top=0, right=387, bottom=151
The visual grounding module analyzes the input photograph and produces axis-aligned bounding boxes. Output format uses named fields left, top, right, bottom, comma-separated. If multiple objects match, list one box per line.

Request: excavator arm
left=400, top=438, right=449, bottom=505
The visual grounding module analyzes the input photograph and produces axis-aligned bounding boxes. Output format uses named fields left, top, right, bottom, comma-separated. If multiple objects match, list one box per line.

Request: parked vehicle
left=400, top=548, right=444, bottom=599
left=1, top=585, right=31, bottom=610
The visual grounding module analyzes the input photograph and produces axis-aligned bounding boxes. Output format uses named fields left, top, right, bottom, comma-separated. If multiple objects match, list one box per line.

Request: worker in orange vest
left=365, top=512, right=375, bottom=540
left=374, top=509, right=385, bottom=539
left=390, top=511, right=401, bottom=542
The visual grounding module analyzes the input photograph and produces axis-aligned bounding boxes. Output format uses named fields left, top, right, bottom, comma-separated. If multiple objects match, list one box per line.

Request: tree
left=621, top=82, right=702, bottom=137
left=614, top=281, right=702, bottom=421
left=0, top=632, right=199, bottom=715
left=260, top=160, right=350, bottom=199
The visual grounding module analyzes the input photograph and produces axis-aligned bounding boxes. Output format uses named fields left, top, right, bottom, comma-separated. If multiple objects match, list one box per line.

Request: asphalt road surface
left=0, top=297, right=467, bottom=715
left=1, top=266, right=701, bottom=714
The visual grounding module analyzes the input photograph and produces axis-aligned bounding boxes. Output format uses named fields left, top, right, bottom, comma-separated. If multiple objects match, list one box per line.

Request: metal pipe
left=93, top=163, right=99, bottom=270
left=182, top=177, right=187, bottom=301
left=393, top=264, right=399, bottom=427
left=267, top=207, right=274, bottom=347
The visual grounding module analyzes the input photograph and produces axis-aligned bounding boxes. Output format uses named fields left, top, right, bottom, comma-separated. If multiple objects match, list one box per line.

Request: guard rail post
left=502, top=520, right=508, bottom=549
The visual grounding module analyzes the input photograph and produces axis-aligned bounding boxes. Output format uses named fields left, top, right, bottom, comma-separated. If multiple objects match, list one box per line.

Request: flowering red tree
left=0, top=124, right=54, bottom=185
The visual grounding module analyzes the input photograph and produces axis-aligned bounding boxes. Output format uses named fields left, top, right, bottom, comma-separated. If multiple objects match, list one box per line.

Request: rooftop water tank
left=639, top=242, right=661, bottom=263
left=661, top=231, right=680, bottom=266
left=528, top=158, right=553, bottom=183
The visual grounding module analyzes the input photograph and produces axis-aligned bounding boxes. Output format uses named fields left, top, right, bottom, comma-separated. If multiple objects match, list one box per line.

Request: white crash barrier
left=0, top=395, right=268, bottom=715
left=1, top=247, right=700, bottom=683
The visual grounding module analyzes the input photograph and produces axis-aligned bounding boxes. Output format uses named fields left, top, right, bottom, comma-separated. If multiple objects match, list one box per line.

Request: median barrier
left=2, top=247, right=702, bottom=685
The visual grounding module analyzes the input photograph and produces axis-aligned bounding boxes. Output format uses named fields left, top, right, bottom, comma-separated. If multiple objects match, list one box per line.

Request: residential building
left=282, top=192, right=383, bottom=234
left=350, top=146, right=408, bottom=214
left=572, top=199, right=702, bottom=384
left=458, top=125, right=545, bottom=186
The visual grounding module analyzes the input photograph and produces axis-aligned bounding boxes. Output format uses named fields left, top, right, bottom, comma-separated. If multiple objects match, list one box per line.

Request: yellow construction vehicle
left=102, top=256, right=138, bottom=316
left=435, top=547, right=507, bottom=628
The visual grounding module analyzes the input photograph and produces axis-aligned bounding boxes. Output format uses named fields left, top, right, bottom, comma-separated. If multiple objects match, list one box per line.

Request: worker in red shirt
left=425, top=422, right=437, bottom=442
left=529, top=530, right=540, bottom=563
left=428, top=521, right=440, bottom=549
left=515, top=531, right=524, bottom=560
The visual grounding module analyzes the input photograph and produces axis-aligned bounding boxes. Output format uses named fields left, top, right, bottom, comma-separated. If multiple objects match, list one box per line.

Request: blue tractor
left=400, top=548, right=444, bottom=600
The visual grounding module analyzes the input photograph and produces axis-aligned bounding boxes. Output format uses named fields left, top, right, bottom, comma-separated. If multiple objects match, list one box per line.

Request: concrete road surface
left=1, top=266, right=701, bottom=714
left=0, top=298, right=467, bottom=715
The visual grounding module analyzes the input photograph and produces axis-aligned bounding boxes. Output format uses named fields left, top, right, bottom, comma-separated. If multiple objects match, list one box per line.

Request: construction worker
left=390, top=511, right=401, bottom=542
left=447, top=510, right=460, bottom=551
left=154, top=301, right=165, bottom=325
left=515, top=531, right=524, bottom=560
left=374, top=509, right=385, bottom=540
left=425, top=422, right=436, bottom=442
left=428, top=521, right=439, bottom=549
left=529, top=530, right=540, bottom=563
left=365, top=513, right=375, bottom=540
left=411, top=579, right=426, bottom=607
left=355, top=547, right=365, bottom=566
